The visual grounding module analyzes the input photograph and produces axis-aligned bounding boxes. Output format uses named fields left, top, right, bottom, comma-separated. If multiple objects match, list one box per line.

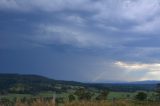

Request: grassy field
left=0, top=91, right=159, bottom=106
left=0, top=91, right=155, bottom=100
left=0, top=92, right=69, bottom=101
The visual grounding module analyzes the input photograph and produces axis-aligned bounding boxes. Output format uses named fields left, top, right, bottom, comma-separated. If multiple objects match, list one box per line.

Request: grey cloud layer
left=1, top=0, right=160, bottom=81
left=1, top=0, right=160, bottom=33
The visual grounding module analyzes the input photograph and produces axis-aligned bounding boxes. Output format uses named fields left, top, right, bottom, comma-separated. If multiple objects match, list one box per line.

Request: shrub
left=68, top=94, right=76, bottom=102
left=74, top=88, right=92, bottom=100
left=96, top=90, right=109, bottom=100
left=135, top=92, right=147, bottom=101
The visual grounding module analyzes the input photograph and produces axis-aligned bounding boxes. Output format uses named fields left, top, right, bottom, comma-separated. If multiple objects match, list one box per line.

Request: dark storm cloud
left=1, top=0, right=160, bottom=81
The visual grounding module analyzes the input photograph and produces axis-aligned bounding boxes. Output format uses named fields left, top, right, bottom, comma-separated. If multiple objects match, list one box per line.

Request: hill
left=0, top=73, right=84, bottom=94
left=0, top=74, right=158, bottom=94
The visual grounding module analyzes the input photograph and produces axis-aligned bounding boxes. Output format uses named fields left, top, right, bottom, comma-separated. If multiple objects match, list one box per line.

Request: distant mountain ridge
left=128, top=80, right=160, bottom=84
left=106, top=80, right=160, bottom=84
left=1, top=73, right=160, bottom=84
left=92, top=80, right=160, bottom=84
left=0, top=73, right=158, bottom=93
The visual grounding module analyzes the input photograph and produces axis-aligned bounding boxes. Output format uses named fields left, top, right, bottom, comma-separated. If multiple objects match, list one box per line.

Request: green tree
left=135, top=92, right=147, bottom=101
left=74, top=88, right=92, bottom=100
left=56, top=97, right=64, bottom=103
left=82, top=92, right=92, bottom=100
left=74, top=88, right=85, bottom=97
left=96, top=90, right=109, bottom=100
left=68, top=94, right=76, bottom=102
left=156, top=83, right=160, bottom=100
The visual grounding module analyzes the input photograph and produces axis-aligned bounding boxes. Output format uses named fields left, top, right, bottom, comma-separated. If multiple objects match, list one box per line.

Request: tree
left=74, top=88, right=92, bottom=100
left=74, top=88, right=85, bottom=97
left=96, top=90, right=109, bottom=100
left=55, top=97, right=64, bottom=103
left=156, top=83, right=160, bottom=100
left=82, top=92, right=92, bottom=100
left=0, top=90, right=8, bottom=95
left=126, top=94, right=130, bottom=98
left=68, top=94, right=75, bottom=102
left=135, top=92, right=147, bottom=101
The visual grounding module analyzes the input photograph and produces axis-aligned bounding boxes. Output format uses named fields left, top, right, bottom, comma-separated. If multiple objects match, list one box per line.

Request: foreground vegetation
left=64, top=101, right=160, bottom=106
left=1, top=74, right=160, bottom=106
left=0, top=91, right=159, bottom=106
left=2, top=99, right=160, bottom=106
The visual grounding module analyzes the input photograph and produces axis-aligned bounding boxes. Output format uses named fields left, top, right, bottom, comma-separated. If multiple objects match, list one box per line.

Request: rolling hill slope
left=0, top=73, right=158, bottom=94
left=0, top=73, right=84, bottom=94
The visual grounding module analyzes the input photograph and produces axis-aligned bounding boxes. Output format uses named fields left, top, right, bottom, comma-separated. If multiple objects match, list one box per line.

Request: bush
left=96, top=90, right=109, bottom=100
left=135, top=92, right=147, bottom=101
left=74, top=88, right=93, bottom=100
left=68, top=94, right=76, bottom=102
left=56, top=97, right=64, bottom=103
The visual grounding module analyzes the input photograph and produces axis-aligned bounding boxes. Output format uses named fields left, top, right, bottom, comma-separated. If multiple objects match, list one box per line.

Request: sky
left=1, top=0, right=160, bottom=82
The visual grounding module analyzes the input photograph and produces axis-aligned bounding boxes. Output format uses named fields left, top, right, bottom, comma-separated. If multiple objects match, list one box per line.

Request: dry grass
left=2, top=99, right=160, bottom=106
left=14, top=99, right=55, bottom=106
left=64, top=100, right=160, bottom=106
